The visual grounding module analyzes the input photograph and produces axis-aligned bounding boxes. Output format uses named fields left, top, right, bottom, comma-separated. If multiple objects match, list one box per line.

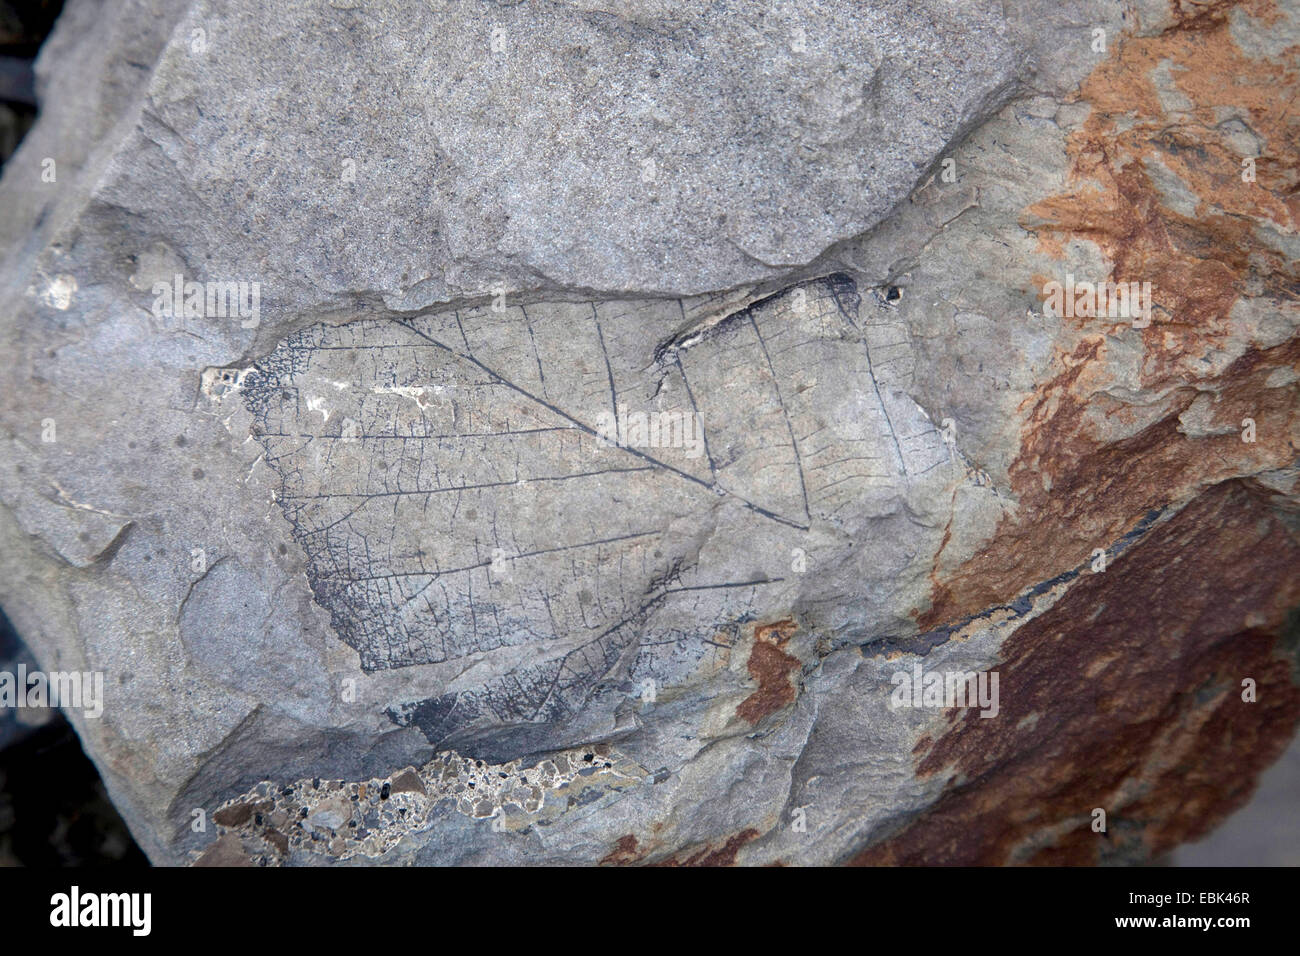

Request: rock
left=388, top=770, right=425, bottom=797
left=192, top=832, right=255, bottom=867
left=0, top=0, right=1297, bottom=867
left=33, top=0, right=1034, bottom=313
left=2, top=0, right=1112, bottom=328
left=210, top=799, right=269, bottom=828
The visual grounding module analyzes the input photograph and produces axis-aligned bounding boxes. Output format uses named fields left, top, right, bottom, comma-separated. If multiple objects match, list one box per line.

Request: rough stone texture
left=1, top=0, right=1297, bottom=866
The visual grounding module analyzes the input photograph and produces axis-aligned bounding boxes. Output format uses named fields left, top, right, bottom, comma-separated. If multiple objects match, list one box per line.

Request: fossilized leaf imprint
left=242, top=276, right=948, bottom=744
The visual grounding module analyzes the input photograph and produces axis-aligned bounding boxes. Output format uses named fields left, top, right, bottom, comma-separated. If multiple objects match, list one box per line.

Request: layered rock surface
left=0, top=0, right=1296, bottom=865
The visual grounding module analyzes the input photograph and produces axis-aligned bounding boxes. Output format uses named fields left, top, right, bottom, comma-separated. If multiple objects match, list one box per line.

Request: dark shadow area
left=0, top=0, right=64, bottom=166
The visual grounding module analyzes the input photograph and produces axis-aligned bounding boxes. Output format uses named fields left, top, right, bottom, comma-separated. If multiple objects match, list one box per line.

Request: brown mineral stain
left=601, top=828, right=763, bottom=867
left=736, top=620, right=801, bottom=725
left=211, top=799, right=271, bottom=828
left=852, top=479, right=1300, bottom=865
left=263, top=828, right=289, bottom=856
left=600, top=834, right=642, bottom=866
left=654, top=828, right=761, bottom=867
left=193, top=832, right=256, bottom=867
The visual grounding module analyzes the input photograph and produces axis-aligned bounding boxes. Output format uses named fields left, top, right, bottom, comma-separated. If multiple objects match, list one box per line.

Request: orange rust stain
left=1026, top=0, right=1296, bottom=349
left=853, top=479, right=1300, bottom=865
left=736, top=619, right=800, bottom=725
left=921, top=0, right=1300, bottom=629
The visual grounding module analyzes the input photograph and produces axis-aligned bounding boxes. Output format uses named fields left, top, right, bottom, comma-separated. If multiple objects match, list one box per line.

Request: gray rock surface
left=87, top=0, right=1034, bottom=311
left=5, top=0, right=1300, bottom=867
left=5, top=0, right=1108, bottom=327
